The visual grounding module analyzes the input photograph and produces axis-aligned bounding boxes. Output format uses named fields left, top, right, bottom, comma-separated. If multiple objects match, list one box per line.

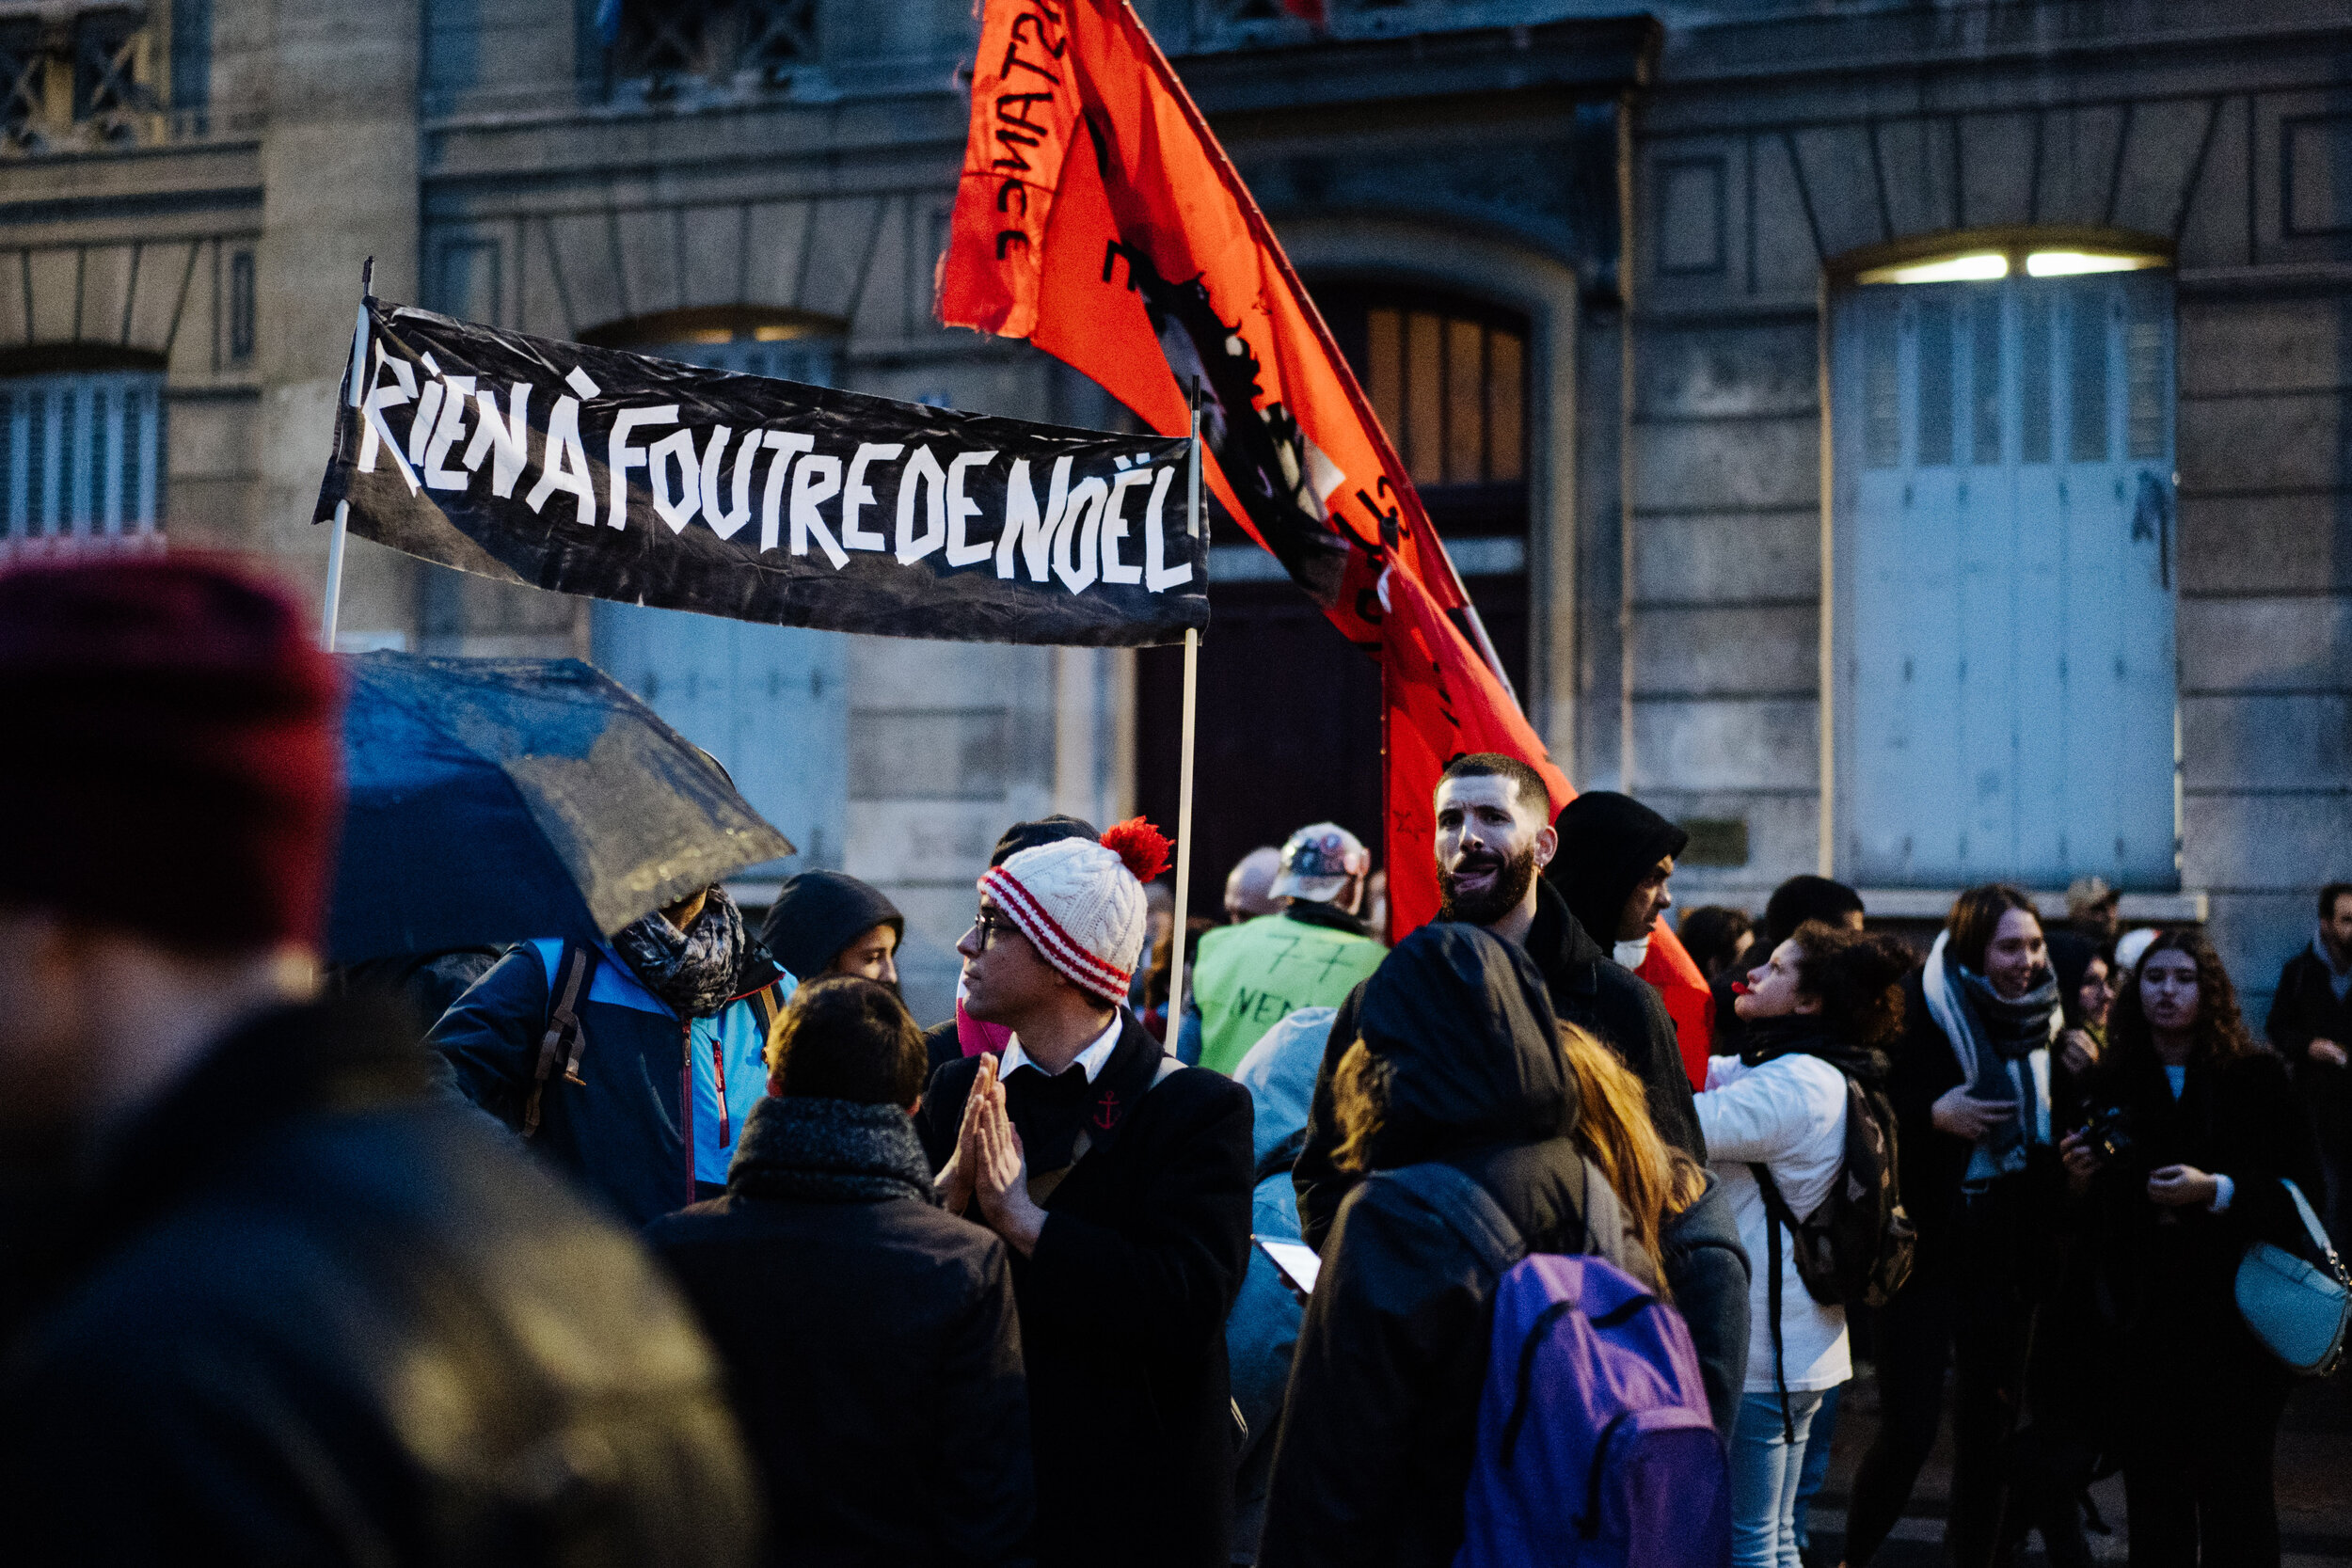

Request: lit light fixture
left=2025, top=250, right=2160, bottom=277
left=1856, top=252, right=2010, bottom=286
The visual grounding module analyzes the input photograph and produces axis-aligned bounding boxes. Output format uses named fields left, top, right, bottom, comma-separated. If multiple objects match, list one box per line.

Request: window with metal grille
left=0, top=3, right=172, bottom=150
left=607, top=0, right=818, bottom=94
left=0, top=372, right=166, bottom=545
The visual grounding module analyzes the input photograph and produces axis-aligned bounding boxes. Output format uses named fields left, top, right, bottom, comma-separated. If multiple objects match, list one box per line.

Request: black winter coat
left=1287, top=888, right=1740, bottom=1422
left=1658, top=1173, right=1752, bottom=1435
left=647, top=1096, right=1032, bottom=1568
left=1295, top=879, right=1703, bottom=1254
left=2075, top=1047, right=2324, bottom=1386
left=2266, top=944, right=2352, bottom=1063
left=0, top=998, right=755, bottom=1567
left=1259, top=927, right=1653, bottom=1568
left=1886, top=968, right=1980, bottom=1271
left=917, top=1013, right=1255, bottom=1568
left=2266, top=945, right=2352, bottom=1136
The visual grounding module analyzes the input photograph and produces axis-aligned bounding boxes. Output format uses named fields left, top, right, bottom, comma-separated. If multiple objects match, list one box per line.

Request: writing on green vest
left=1193, top=912, right=1385, bottom=1077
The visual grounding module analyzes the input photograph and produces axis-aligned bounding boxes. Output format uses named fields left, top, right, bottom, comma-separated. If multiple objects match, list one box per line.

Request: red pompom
left=1101, top=816, right=1173, bottom=884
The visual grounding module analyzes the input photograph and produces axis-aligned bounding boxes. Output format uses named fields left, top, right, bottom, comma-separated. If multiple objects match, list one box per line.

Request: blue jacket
left=429, top=938, right=791, bottom=1227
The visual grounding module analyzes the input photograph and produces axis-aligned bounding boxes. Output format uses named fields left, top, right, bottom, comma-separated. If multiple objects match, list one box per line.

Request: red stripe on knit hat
left=981, top=865, right=1133, bottom=999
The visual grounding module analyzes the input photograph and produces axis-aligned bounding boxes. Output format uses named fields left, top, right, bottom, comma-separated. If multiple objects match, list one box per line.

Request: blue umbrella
left=331, top=651, right=794, bottom=964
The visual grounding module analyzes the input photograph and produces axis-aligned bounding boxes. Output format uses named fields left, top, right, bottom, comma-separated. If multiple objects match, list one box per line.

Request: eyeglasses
left=972, top=909, right=1021, bottom=949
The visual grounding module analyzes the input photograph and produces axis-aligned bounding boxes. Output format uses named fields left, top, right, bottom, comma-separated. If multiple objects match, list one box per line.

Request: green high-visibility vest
left=1192, top=911, right=1385, bottom=1077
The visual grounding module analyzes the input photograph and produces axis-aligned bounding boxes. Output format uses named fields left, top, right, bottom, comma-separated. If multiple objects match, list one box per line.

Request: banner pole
left=321, top=258, right=373, bottom=654
left=1168, top=379, right=1204, bottom=1040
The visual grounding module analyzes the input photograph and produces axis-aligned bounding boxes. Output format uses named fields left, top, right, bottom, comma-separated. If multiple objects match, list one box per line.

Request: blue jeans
left=1731, top=1386, right=1828, bottom=1568
left=1792, top=1380, right=1841, bottom=1554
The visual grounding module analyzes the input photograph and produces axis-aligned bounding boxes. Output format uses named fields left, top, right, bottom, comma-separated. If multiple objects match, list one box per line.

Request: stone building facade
left=6, top=0, right=2344, bottom=1021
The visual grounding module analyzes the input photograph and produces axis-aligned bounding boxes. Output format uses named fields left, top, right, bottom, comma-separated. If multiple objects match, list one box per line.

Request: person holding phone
left=2059, top=931, right=2322, bottom=1568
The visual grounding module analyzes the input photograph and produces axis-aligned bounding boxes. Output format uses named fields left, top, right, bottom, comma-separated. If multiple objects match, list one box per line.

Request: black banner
left=313, top=300, right=1208, bottom=647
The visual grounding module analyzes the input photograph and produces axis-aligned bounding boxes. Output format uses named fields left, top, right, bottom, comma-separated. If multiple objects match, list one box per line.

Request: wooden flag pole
left=1166, top=378, right=1204, bottom=1039
left=321, top=257, right=373, bottom=654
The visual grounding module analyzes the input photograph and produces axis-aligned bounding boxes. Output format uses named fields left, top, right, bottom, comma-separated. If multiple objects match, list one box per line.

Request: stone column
left=250, top=0, right=421, bottom=644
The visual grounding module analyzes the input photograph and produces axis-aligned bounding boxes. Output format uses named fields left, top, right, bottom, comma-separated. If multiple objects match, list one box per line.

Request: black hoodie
left=1547, top=791, right=1690, bottom=957
left=1289, top=885, right=1742, bottom=1433
left=1258, top=926, right=1631, bottom=1568
left=1295, top=879, right=1702, bottom=1254
left=759, top=871, right=904, bottom=983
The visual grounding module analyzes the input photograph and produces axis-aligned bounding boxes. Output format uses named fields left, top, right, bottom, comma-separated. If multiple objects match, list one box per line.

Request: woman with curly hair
left=2060, top=930, right=2324, bottom=1568
left=1695, top=919, right=1913, bottom=1568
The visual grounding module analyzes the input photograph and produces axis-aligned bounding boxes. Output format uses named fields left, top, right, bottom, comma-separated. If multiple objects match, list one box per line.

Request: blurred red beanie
left=0, top=556, right=342, bottom=950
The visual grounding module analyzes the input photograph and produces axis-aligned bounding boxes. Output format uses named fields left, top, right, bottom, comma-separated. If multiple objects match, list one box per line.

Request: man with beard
left=432, top=877, right=788, bottom=1226
left=1289, top=753, right=1751, bottom=1432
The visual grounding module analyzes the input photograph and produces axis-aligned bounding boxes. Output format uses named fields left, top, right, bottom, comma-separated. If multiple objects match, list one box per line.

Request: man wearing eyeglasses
left=917, top=820, right=1254, bottom=1568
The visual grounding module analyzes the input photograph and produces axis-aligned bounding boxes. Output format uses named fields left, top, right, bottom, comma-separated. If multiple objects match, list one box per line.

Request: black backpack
left=1746, top=1069, right=1917, bottom=1440
left=1747, top=1071, right=1915, bottom=1311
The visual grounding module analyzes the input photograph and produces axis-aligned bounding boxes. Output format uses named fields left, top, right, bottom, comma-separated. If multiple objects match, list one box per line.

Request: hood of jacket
left=1546, top=791, right=1689, bottom=957
left=758, top=871, right=903, bottom=983
left=1355, top=923, right=1577, bottom=1169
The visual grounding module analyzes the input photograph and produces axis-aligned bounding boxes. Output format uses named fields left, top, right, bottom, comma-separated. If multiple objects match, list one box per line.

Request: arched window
left=1136, top=282, right=1534, bottom=910
left=1830, top=235, right=2178, bottom=889
left=0, top=349, right=167, bottom=551
left=583, top=310, right=850, bottom=880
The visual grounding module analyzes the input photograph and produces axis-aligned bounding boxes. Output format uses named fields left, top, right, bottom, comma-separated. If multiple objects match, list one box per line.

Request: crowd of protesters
left=0, top=555, right=2344, bottom=1568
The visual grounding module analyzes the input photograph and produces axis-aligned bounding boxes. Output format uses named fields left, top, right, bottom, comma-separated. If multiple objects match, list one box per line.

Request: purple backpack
left=1379, top=1162, right=1731, bottom=1568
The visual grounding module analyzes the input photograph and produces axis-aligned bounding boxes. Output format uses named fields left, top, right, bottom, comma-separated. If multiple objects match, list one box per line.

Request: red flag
left=1637, top=942, right=1716, bottom=1088
left=938, top=0, right=1715, bottom=1066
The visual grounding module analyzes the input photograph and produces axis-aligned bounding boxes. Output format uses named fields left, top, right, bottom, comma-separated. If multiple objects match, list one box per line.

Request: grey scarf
left=612, top=887, right=748, bottom=1019
left=1950, top=961, right=2060, bottom=1182
left=727, top=1095, right=936, bottom=1205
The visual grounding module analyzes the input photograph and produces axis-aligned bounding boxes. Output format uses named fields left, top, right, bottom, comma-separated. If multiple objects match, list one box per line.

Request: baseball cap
left=1269, top=822, right=1371, bottom=905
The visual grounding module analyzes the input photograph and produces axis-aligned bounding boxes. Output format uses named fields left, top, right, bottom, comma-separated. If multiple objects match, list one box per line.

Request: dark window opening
left=1137, top=281, right=1535, bottom=913
left=606, top=0, right=817, bottom=98
left=229, top=250, right=255, bottom=361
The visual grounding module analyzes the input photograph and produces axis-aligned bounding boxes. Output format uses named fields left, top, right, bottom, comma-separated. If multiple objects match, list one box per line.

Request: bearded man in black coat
left=1292, top=752, right=1750, bottom=1432
left=0, top=560, right=754, bottom=1567
left=918, top=821, right=1254, bottom=1568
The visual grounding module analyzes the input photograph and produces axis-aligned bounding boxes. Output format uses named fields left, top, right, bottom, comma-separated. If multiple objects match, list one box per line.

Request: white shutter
left=1834, top=271, right=2179, bottom=888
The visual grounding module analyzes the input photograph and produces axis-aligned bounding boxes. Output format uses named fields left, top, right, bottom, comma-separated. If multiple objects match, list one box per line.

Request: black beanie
left=759, top=871, right=903, bottom=982
left=990, top=814, right=1098, bottom=867
left=1547, top=792, right=1689, bottom=951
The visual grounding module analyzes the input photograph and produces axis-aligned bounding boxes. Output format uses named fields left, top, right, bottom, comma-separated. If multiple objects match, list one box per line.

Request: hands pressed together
left=941, top=1055, right=1049, bottom=1256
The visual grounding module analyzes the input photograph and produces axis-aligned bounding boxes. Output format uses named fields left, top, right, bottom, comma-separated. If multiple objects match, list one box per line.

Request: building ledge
left=1854, top=887, right=2210, bottom=925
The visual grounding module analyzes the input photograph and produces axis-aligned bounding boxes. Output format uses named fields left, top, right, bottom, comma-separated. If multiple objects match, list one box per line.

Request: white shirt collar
left=1001, top=1010, right=1125, bottom=1085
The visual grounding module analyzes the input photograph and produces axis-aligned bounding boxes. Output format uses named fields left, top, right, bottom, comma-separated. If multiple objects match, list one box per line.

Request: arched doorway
left=1135, top=283, right=1534, bottom=912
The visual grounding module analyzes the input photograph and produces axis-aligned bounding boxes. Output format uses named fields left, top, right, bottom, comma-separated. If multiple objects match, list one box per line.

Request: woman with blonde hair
left=1260, top=924, right=1633, bottom=1568
left=1556, top=1019, right=1712, bottom=1285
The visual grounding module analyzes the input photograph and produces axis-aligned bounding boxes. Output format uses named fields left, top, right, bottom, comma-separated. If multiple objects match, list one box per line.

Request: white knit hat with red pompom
left=980, top=816, right=1172, bottom=1003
